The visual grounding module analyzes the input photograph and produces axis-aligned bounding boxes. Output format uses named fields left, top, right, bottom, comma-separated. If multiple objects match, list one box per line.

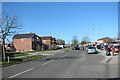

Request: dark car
left=72, top=46, right=80, bottom=50
left=110, top=46, right=114, bottom=51
left=97, top=45, right=101, bottom=49
left=114, top=45, right=120, bottom=53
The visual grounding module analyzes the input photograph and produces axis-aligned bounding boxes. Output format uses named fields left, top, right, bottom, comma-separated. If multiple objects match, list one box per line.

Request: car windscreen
left=97, top=45, right=101, bottom=47
left=88, top=47, right=95, bottom=49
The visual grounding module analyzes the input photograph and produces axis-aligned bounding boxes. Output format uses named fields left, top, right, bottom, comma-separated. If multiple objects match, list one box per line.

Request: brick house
left=97, top=37, right=112, bottom=45
left=51, top=37, right=57, bottom=50
left=52, top=37, right=56, bottom=43
left=40, top=36, right=57, bottom=50
left=13, top=33, right=42, bottom=52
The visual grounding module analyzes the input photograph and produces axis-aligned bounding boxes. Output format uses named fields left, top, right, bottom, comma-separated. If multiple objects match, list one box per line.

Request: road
left=2, top=49, right=118, bottom=79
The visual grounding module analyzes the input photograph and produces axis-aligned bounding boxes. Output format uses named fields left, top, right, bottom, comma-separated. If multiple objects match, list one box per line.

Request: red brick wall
left=13, top=38, right=33, bottom=52
left=42, top=40, right=51, bottom=45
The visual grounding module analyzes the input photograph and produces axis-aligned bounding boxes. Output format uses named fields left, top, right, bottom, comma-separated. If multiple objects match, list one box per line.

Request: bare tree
left=0, top=13, right=22, bottom=61
left=82, top=36, right=90, bottom=42
left=72, top=36, right=79, bottom=47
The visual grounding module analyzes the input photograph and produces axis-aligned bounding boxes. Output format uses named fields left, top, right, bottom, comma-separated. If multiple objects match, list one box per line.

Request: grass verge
left=1, top=55, right=47, bottom=67
left=12, top=50, right=60, bottom=57
left=61, top=48, right=69, bottom=51
left=12, top=52, right=29, bottom=57
left=40, top=49, right=59, bottom=52
left=12, top=49, right=68, bottom=57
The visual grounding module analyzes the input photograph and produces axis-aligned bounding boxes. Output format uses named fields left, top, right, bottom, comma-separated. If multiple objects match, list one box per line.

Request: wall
left=13, top=38, right=32, bottom=52
left=42, top=39, right=52, bottom=50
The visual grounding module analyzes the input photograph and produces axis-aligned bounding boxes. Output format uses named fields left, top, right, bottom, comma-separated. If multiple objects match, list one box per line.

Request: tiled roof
left=13, top=33, right=35, bottom=39
left=40, top=36, right=52, bottom=40
left=97, top=37, right=111, bottom=41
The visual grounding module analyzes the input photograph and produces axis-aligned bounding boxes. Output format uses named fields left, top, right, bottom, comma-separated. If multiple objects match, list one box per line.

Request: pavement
left=13, top=49, right=65, bottom=59
left=97, top=49, right=119, bottom=64
left=2, top=49, right=119, bottom=79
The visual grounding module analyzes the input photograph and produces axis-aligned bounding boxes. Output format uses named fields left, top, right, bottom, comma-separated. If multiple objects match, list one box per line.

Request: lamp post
left=92, top=28, right=98, bottom=42
left=86, top=32, right=87, bottom=45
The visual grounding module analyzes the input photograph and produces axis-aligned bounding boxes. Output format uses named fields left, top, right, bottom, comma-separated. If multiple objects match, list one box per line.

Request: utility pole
left=92, top=28, right=101, bottom=42
left=86, top=33, right=87, bottom=45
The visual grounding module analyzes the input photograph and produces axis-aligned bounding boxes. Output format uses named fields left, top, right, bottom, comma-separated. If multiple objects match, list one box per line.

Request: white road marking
left=8, top=68, right=34, bottom=79
left=41, top=60, right=54, bottom=65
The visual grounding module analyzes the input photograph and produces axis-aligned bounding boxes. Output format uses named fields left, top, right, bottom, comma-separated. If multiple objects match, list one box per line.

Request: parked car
left=110, top=46, right=114, bottom=51
left=93, top=45, right=96, bottom=49
left=114, top=45, right=120, bottom=53
left=96, top=45, right=101, bottom=49
left=87, top=46, right=96, bottom=54
left=72, top=46, right=80, bottom=50
left=57, top=45, right=64, bottom=49
left=86, top=46, right=88, bottom=49
left=86, top=45, right=92, bottom=51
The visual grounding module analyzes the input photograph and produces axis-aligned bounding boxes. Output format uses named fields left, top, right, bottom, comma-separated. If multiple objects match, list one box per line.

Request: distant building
left=51, top=37, right=57, bottom=50
left=56, top=39, right=65, bottom=45
left=97, top=37, right=112, bottom=45
left=13, top=33, right=42, bottom=52
left=40, top=36, right=57, bottom=50
left=40, top=36, right=52, bottom=50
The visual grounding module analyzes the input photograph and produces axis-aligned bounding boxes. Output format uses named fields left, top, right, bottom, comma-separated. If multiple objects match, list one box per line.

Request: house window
left=32, top=38, right=34, bottom=42
left=43, top=40, right=46, bottom=42
left=21, top=39, right=23, bottom=42
left=32, top=44, right=34, bottom=49
left=39, top=39, right=41, bottom=42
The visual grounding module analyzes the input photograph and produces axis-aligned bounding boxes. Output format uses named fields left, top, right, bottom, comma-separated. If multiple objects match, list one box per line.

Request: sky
left=2, top=2, right=118, bottom=44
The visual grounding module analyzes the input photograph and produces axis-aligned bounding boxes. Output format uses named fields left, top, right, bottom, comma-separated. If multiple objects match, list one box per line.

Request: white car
left=87, top=46, right=96, bottom=54
left=57, top=45, right=64, bottom=49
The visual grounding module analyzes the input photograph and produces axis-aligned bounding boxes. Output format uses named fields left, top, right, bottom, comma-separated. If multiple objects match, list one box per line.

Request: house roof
left=13, top=33, right=35, bottom=39
left=40, top=36, right=52, bottom=40
left=97, top=37, right=111, bottom=41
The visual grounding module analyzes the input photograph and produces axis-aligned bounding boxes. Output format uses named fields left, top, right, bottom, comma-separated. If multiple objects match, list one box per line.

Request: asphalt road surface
left=2, top=49, right=118, bottom=79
